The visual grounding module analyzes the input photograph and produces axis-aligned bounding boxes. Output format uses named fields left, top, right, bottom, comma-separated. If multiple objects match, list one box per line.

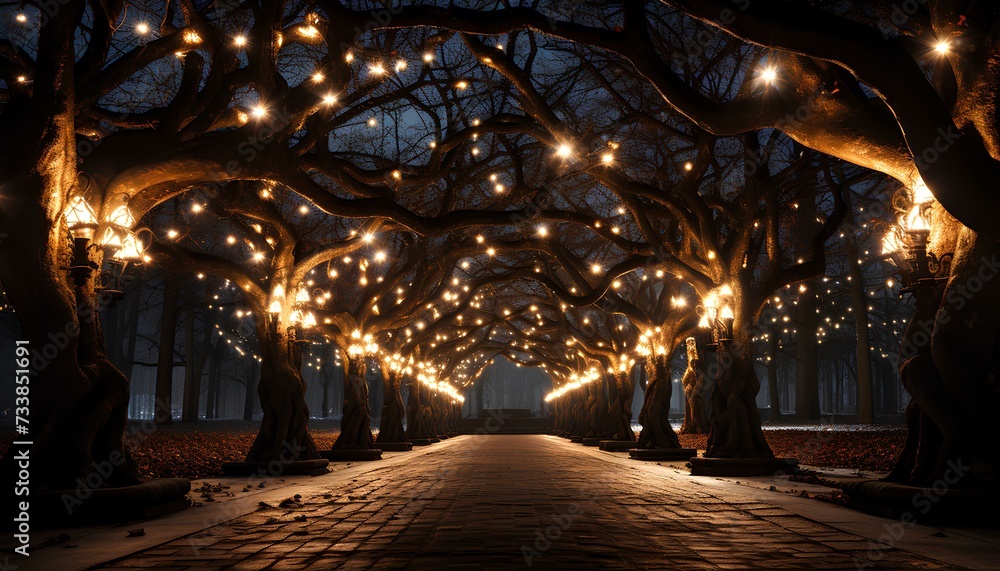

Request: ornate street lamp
left=882, top=183, right=952, bottom=294
left=697, top=285, right=735, bottom=349
left=64, top=193, right=146, bottom=304
left=65, top=195, right=100, bottom=287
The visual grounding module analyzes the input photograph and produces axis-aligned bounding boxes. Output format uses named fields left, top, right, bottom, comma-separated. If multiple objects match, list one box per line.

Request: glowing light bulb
left=370, top=63, right=386, bottom=75
left=322, top=93, right=337, bottom=105
left=367, top=117, right=378, bottom=127
left=601, top=153, right=614, bottom=165
left=455, top=80, right=469, bottom=90
left=16, top=13, right=27, bottom=23
left=556, top=144, right=572, bottom=158
left=394, top=60, right=407, bottom=72
left=591, top=263, right=602, bottom=274
left=759, top=66, right=778, bottom=85
left=934, top=40, right=951, bottom=55
left=537, top=225, right=548, bottom=238
left=135, top=22, right=149, bottom=34
left=312, top=71, right=325, bottom=83
left=423, top=52, right=434, bottom=63
left=251, top=104, right=267, bottom=119
left=233, top=34, right=247, bottom=47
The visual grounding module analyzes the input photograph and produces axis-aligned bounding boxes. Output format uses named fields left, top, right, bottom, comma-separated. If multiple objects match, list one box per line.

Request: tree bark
left=181, top=301, right=199, bottom=423
left=333, top=356, right=376, bottom=449
left=767, top=332, right=782, bottom=422
left=245, top=322, right=319, bottom=461
left=637, top=354, right=683, bottom=448
left=154, top=276, right=180, bottom=424
left=794, top=288, right=821, bottom=420
left=705, top=323, right=774, bottom=459
left=376, top=365, right=409, bottom=443
left=679, top=337, right=711, bottom=434
left=844, top=197, right=875, bottom=423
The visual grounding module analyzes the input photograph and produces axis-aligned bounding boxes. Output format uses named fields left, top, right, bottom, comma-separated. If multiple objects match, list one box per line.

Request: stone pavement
left=22, top=435, right=1000, bottom=570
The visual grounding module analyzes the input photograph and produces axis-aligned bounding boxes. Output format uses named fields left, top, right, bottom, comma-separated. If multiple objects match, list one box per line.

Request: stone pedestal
left=569, top=436, right=584, bottom=443
left=599, top=440, right=637, bottom=452
left=689, top=457, right=798, bottom=477
left=221, top=459, right=330, bottom=477
left=33, top=478, right=192, bottom=527
left=375, top=442, right=413, bottom=452
left=628, top=448, right=698, bottom=461
left=836, top=480, right=1000, bottom=525
left=323, top=449, right=383, bottom=462
left=581, top=437, right=602, bottom=446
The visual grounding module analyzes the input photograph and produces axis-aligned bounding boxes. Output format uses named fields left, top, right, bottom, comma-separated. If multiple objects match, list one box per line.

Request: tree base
left=221, top=459, right=330, bottom=477
left=323, top=449, right=383, bottom=462
left=599, top=440, right=638, bottom=452
left=834, top=480, right=1000, bottom=525
left=569, top=436, right=584, bottom=443
left=582, top=437, right=603, bottom=446
left=375, top=442, right=413, bottom=451
left=29, top=478, right=191, bottom=528
left=629, top=448, right=698, bottom=461
left=689, top=457, right=799, bottom=477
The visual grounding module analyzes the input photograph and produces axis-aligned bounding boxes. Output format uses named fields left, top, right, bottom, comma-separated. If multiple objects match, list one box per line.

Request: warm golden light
left=64, top=196, right=99, bottom=239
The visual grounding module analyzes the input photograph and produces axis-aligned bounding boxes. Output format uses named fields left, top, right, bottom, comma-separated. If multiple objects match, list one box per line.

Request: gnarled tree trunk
left=608, top=371, right=636, bottom=441
left=246, top=322, right=318, bottom=462
left=333, top=356, right=375, bottom=449
left=376, top=366, right=408, bottom=443
left=680, top=337, right=710, bottom=434
left=705, top=326, right=774, bottom=459
left=637, top=354, right=682, bottom=449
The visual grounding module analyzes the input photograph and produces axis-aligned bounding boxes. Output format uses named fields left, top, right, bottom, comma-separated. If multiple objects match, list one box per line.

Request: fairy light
left=135, top=22, right=149, bottom=34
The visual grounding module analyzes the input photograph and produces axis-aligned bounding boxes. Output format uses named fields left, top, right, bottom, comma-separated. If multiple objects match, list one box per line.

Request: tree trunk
left=333, top=356, right=375, bottom=449
left=0, top=4, right=145, bottom=491
left=637, top=355, right=682, bottom=448
left=243, top=356, right=258, bottom=422
left=847, top=243, right=875, bottom=423
left=205, top=342, right=224, bottom=419
left=376, top=365, right=408, bottom=443
left=181, top=301, right=199, bottom=423
left=154, top=276, right=180, bottom=424
left=406, top=376, right=435, bottom=440
left=608, top=370, right=636, bottom=441
left=888, top=228, right=1000, bottom=488
left=704, top=322, right=774, bottom=459
left=245, top=321, right=318, bottom=461
left=680, top=337, right=711, bottom=434
left=794, top=287, right=821, bottom=420
left=767, top=332, right=782, bottom=422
